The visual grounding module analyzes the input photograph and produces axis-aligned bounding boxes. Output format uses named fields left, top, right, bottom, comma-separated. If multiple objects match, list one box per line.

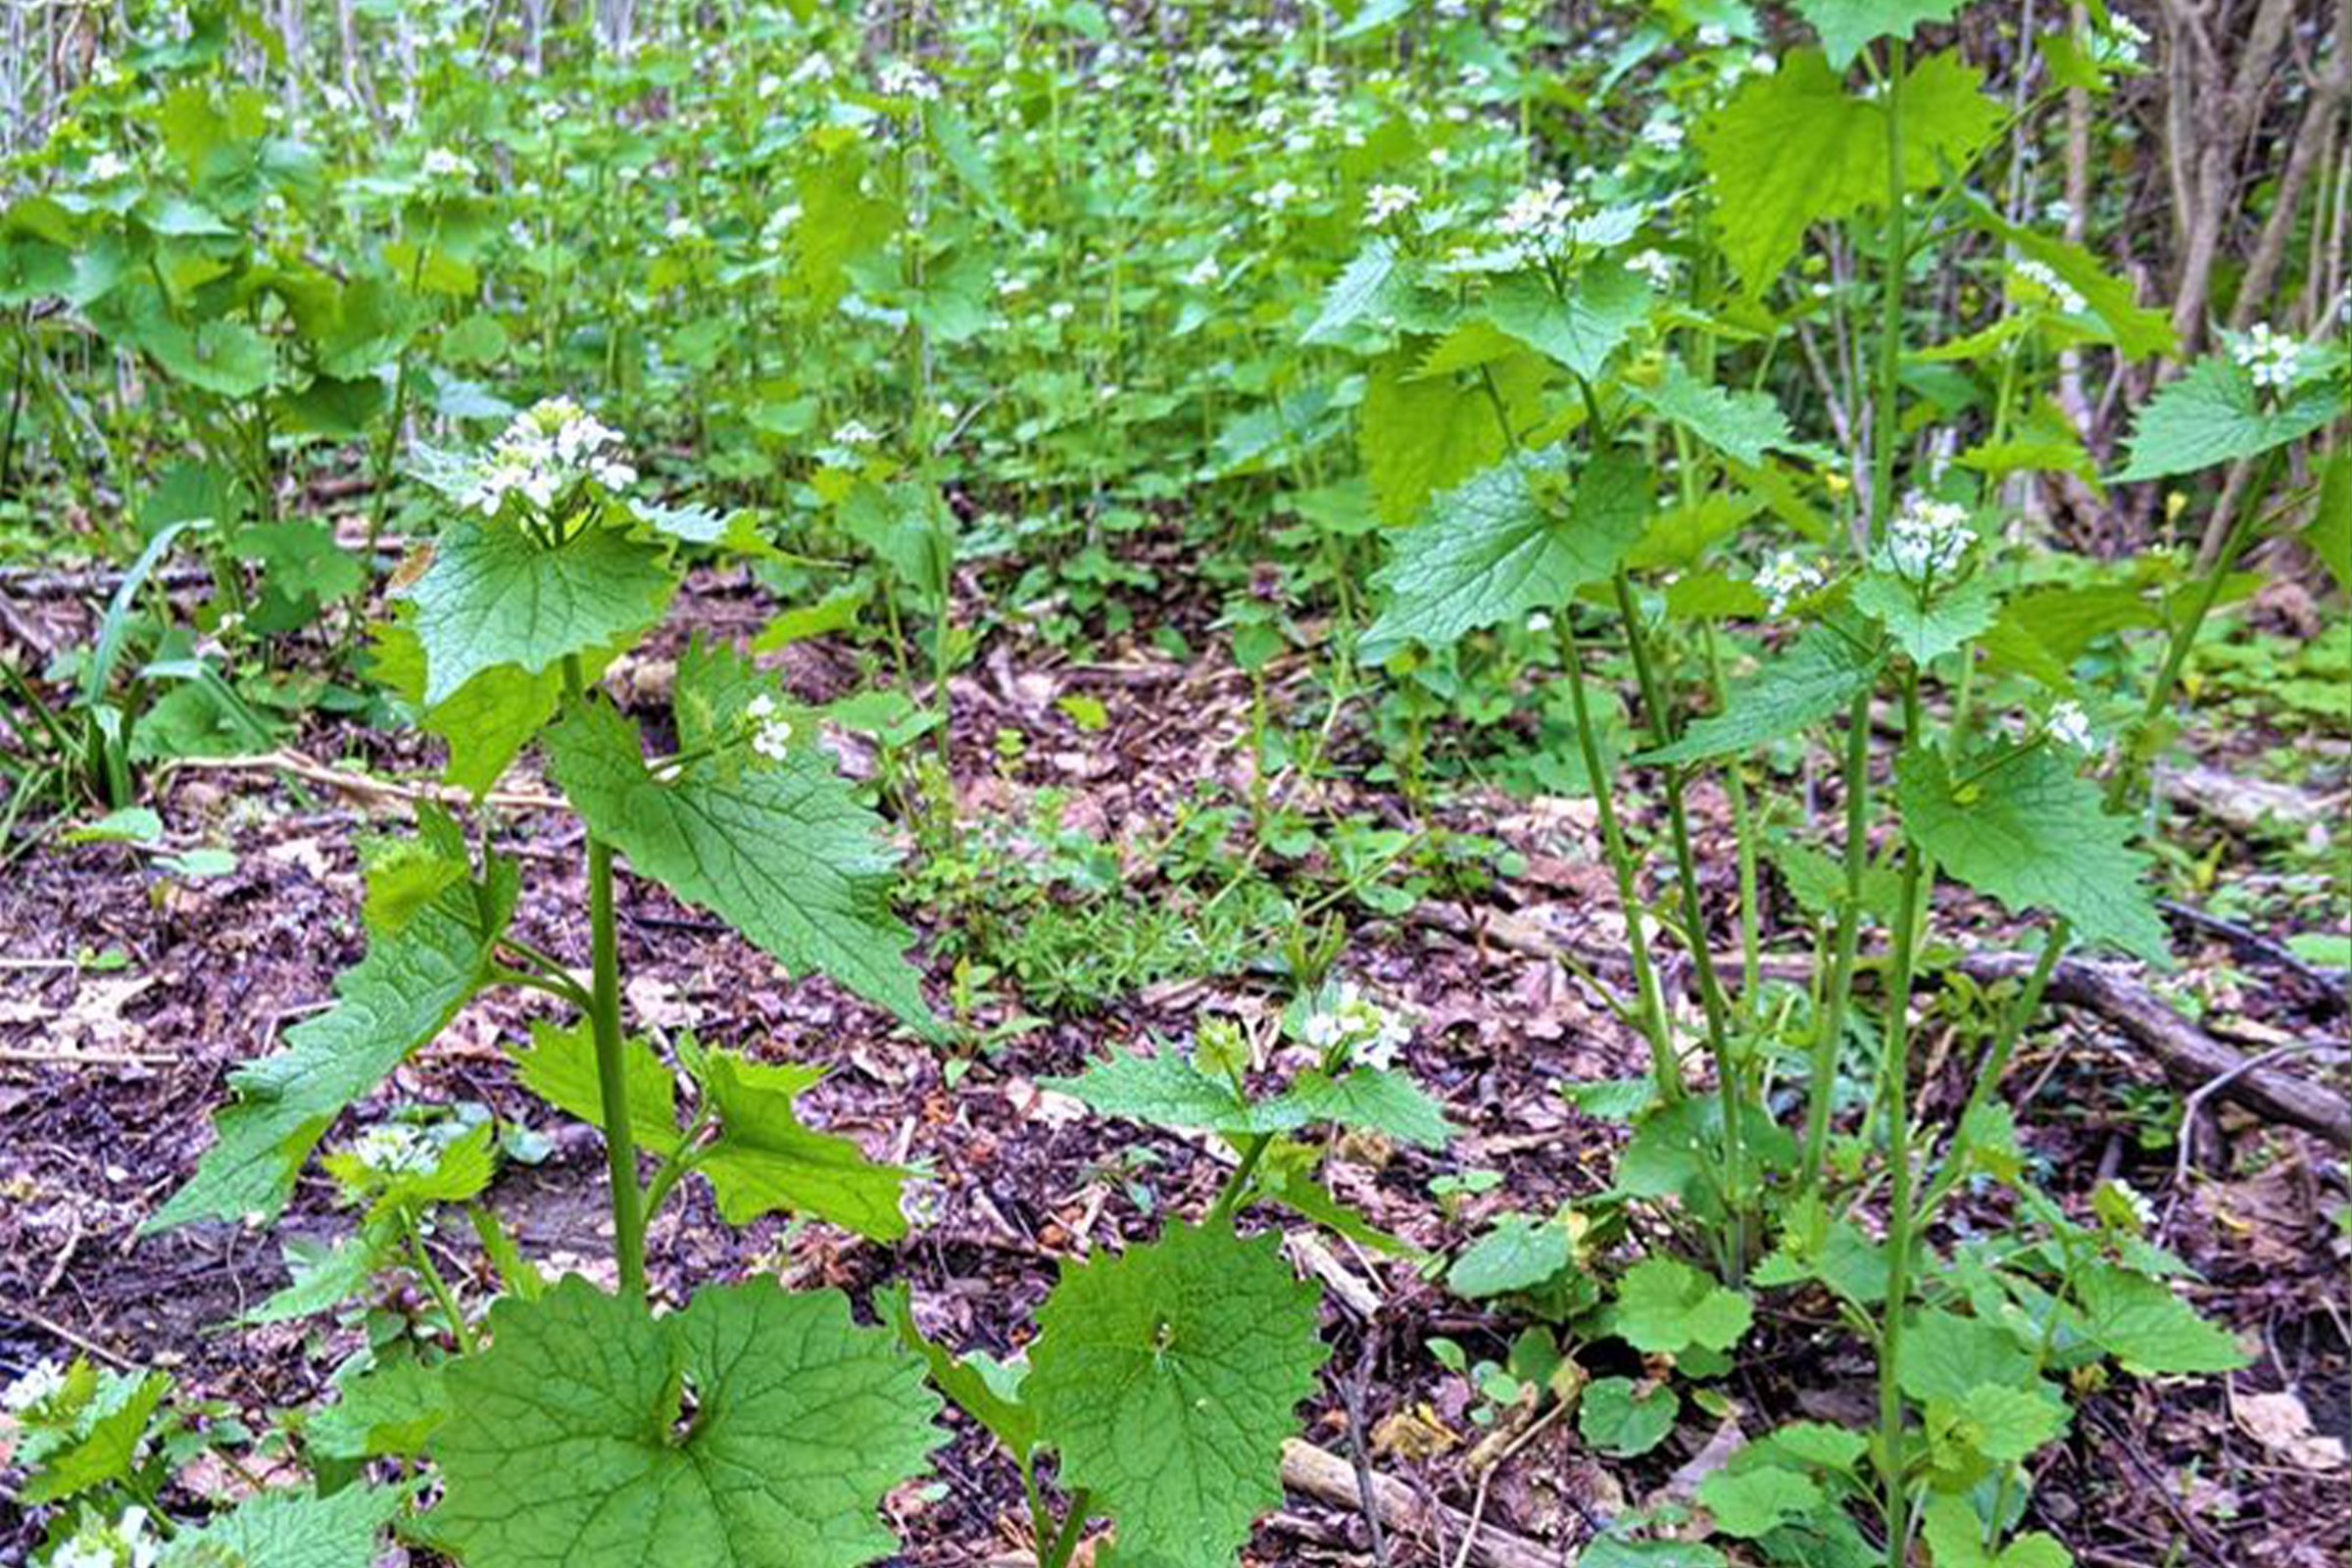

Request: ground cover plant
left=1, top=0, right=2347, bottom=1565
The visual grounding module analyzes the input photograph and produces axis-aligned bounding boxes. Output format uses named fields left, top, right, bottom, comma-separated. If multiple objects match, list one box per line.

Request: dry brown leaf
left=2231, top=1388, right=2347, bottom=1471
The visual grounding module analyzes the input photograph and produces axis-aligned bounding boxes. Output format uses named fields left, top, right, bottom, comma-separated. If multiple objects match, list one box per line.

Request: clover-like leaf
left=148, top=864, right=518, bottom=1231
left=544, top=643, right=934, bottom=1033
left=1580, top=1376, right=1680, bottom=1458
left=1895, top=746, right=2168, bottom=963
left=1363, top=445, right=1651, bottom=660
left=432, top=1276, right=939, bottom=1568
left=402, top=518, right=675, bottom=706
left=1026, top=1222, right=1330, bottom=1564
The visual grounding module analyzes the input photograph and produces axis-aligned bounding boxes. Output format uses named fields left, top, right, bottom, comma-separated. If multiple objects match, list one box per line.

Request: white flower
left=1133, top=148, right=1158, bottom=181
left=4, top=1358, right=68, bottom=1412
left=50, top=1506, right=160, bottom=1568
left=1184, top=253, right=1223, bottom=288
left=1883, top=497, right=1974, bottom=584
left=537, top=100, right=565, bottom=124
left=2012, top=258, right=2085, bottom=315
left=878, top=60, right=940, bottom=102
left=83, top=151, right=131, bottom=183
left=1640, top=116, right=1685, bottom=153
left=830, top=419, right=881, bottom=448
left=756, top=73, right=782, bottom=100
left=1628, top=248, right=1675, bottom=290
left=1048, top=300, right=1076, bottom=321
left=1695, top=23, right=1731, bottom=47
left=2045, top=700, right=2096, bottom=754
left=456, top=397, right=636, bottom=516
left=1494, top=177, right=1579, bottom=255
left=350, top=1123, right=434, bottom=1176
left=1364, top=183, right=1419, bottom=226
left=1754, top=551, right=1825, bottom=614
left=1525, top=610, right=1554, bottom=634
left=663, top=215, right=701, bottom=242
left=790, top=53, right=836, bottom=86
left=1250, top=179, right=1303, bottom=215
left=744, top=694, right=794, bottom=761
left=91, top=55, right=124, bottom=86
left=421, top=146, right=476, bottom=182
left=2232, top=322, right=2307, bottom=391
left=2098, top=1176, right=2157, bottom=1228
left=1301, top=981, right=1411, bottom=1073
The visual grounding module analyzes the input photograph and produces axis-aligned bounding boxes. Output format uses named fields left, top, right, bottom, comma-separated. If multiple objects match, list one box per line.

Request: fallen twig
left=159, top=749, right=564, bottom=813
left=1281, top=1438, right=1564, bottom=1568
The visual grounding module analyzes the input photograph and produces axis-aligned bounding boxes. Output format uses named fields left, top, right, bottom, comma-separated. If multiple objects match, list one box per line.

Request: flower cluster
left=1628, top=248, right=1676, bottom=291
left=51, top=1508, right=161, bottom=1568
left=1363, top=183, right=1419, bottom=227
left=1301, top=981, right=1410, bottom=1073
left=744, top=694, right=794, bottom=761
left=1494, top=177, right=1579, bottom=255
left=877, top=61, right=940, bottom=103
left=4, top=1356, right=67, bottom=1413
left=2044, top=699, right=2095, bottom=754
left=458, top=398, right=636, bottom=517
left=82, top=151, right=131, bottom=183
left=421, top=146, right=477, bottom=184
left=1883, top=497, right=1975, bottom=584
left=2011, top=258, right=2085, bottom=315
left=1754, top=551, right=1825, bottom=614
left=2232, top=323, right=2306, bottom=391
left=349, top=1122, right=435, bottom=1176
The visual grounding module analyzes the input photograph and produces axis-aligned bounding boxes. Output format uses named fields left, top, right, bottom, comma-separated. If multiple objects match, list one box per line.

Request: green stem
left=1208, top=1133, right=1274, bottom=1226
left=1555, top=614, right=1684, bottom=1101
left=1875, top=676, right=1928, bottom=1568
left=564, top=655, right=649, bottom=1302
left=1038, top=1489, right=1094, bottom=1568
left=402, top=1211, right=476, bottom=1355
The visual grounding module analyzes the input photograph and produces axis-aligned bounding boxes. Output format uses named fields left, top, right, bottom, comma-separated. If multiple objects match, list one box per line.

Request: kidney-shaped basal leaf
left=1363, top=445, right=1651, bottom=660
left=147, top=864, right=518, bottom=1231
left=404, top=518, right=675, bottom=707
left=1642, top=620, right=1883, bottom=765
left=544, top=648, right=935, bottom=1035
left=1894, top=747, right=2168, bottom=963
left=1027, top=1221, right=1329, bottom=1566
left=1614, top=1256, right=1753, bottom=1355
left=433, top=1276, right=940, bottom=1568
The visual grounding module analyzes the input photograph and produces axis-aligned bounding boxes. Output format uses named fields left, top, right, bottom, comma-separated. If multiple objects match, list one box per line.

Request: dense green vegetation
left=1, top=0, right=2345, bottom=1565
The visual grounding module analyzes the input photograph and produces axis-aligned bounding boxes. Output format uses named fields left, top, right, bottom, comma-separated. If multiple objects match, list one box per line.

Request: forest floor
left=1, top=567, right=2346, bottom=1567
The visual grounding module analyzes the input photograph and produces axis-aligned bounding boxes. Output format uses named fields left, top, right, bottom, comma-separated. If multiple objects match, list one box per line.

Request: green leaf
left=1922, top=1494, right=2075, bottom=1568
left=158, top=1486, right=402, bottom=1568
left=1046, top=1048, right=1266, bottom=1134
left=795, top=142, right=901, bottom=310
left=2308, top=448, right=2350, bottom=593
left=1966, top=208, right=2177, bottom=359
left=1698, top=50, right=1998, bottom=293
left=1793, top=0, right=1964, bottom=66
left=1359, top=345, right=1541, bottom=525
left=1302, top=239, right=1411, bottom=345
left=1026, top=1222, right=1329, bottom=1564
left=1947, top=1381, right=2068, bottom=1462
left=432, top=1277, right=939, bottom=1568
left=1632, top=360, right=1810, bottom=468
left=1895, top=747, right=2169, bottom=963
left=1614, top=1256, right=1752, bottom=1354
left=1642, top=622, right=1882, bottom=764
left=2113, top=354, right=2343, bottom=481
left=368, top=616, right=566, bottom=799
left=148, top=866, right=518, bottom=1230
left=1850, top=571, right=1997, bottom=664
left=141, top=318, right=275, bottom=398
left=694, top=1046, right=912, bottom=1242
left=402, top=520, right=675, bottom=707
left=512, top=1018, right=681, bottom=1153
left=2074, top=1264, right=2246, bottom=1375
left=1483, top=261, right=1652, bottom=380
left=1363, top=446, right=1651, bottom=659
left=1898, top=1309, right=2037, bottom=1403
left=1579, top=1376, right=1679, bottom=1457
left=1448, top=1212, right=1575, bottom=1299
left=875, top=1284, right=1037, bottom=1462
left=22, top=1370, right=170, bottom=1502
left=309, top=1356, right=449, bottom=1460
left=543, top=643, right=934, bottom=1033
left=1697, top=1463, right=1819, bottom=1538
left=1265, top=1066, right=1453, bottom=1149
